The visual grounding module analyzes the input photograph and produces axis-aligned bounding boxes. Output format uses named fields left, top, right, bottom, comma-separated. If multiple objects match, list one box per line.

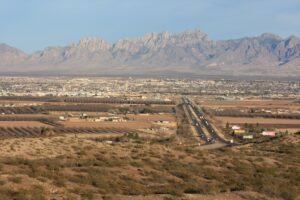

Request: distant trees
left=207, top=108, right=300, bottom=119
left=40, top=127, right=53, bottom=136
left=225, top=122, right=231, bottom=134
left=243, top=123, right=264, bottom=134
left=0, top=126, right=142, bottom=137
left=0, top=106, right=42, bottom=114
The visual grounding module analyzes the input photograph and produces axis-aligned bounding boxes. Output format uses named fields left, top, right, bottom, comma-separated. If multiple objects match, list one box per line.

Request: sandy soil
left=127, top=114, right=175, bottom=122
left=201, top=100, right=300, bottom=109
left=61, top=121, right=152, bottom=129
left=0, top=121, right=52, bottom=127
left=216, top=117, right=300, bottom=125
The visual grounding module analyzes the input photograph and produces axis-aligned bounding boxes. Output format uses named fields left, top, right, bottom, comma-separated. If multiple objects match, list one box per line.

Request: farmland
left=0, top=121, right=50, bottom=127
left=215, top=117, right=300, bottom=127
left=0, top=95, right=177, bottom=139
left=200, top=99, right=300, bottom=109
left=193, top=97, right=300, bottom=134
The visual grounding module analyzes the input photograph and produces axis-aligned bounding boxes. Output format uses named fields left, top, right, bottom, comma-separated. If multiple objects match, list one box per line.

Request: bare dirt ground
left=200, top=99, right=300, bottom=109
left=0, top=121, right=51, bottom=127
left=61, top=121, right=152, bottom=129
left=49, top=111, right=109, bottom=116
left=127, top=114, right=175, bottom=122
left=0, top=100, right=43, bottom=106
left=216, top=116, right=300, bottom=125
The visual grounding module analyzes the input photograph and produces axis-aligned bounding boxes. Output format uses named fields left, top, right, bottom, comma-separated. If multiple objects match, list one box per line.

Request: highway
left=182, top=96, right=230, bottom=145
left=182, top=97, right=208, bottom=142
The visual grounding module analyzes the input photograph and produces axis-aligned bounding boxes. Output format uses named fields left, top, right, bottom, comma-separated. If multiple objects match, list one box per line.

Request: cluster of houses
left=59, top=113, right=127, bottom=122
left=58, top=113, right=172, bottom=125
left=231, top=125, right=276, bottom=140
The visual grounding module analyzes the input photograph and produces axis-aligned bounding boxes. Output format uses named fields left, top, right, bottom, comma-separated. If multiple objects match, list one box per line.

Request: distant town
left=1, top=76, right=299, bottom=98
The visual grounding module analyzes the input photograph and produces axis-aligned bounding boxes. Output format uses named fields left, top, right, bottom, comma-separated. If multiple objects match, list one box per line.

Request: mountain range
left=1, top=29, right=300, bottom=77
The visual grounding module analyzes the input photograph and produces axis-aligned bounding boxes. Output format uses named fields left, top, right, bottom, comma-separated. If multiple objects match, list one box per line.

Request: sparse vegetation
left=0, top=132, right=298, bottom=199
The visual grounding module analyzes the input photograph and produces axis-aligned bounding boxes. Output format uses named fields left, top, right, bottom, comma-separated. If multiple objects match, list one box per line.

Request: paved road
left=182, top=97, right=208, bottom=143
left=196, top=142, right=228, bottom=150
left=182, top=96, right=231, bottom=146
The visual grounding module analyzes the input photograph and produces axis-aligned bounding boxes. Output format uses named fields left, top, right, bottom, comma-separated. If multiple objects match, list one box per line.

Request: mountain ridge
left=0, top=29, right=300, bottom=76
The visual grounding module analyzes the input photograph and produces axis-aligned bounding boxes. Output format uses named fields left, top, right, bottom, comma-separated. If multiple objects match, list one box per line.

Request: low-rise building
left=261, top=131, right=276, bottom=137
left=232, top=125, right=241, bottom=130
left=234, top=129, right=246, bottom=135
left=243, top=135, right=253, bottom=139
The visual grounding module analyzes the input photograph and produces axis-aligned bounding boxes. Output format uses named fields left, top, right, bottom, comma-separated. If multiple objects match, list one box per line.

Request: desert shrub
left=68, top=174, right=88, bottom=185
left=8, top=176, right=22, bottom=184
left=152, top=185, right=184, bottom=196
left=0, top=188, right=28, bottom=200
left=70, top=187, right=94, bottom=200
left=0, top=187, right=45, bottom=200
left=170, top=170, right=192, bottom=180
left=102, top=195, right=113, bottom=200
left=30, top=185, right=47, bottom=200
left=53, top=177, right=65, bottom=187
left=184, top=147, right=196, bottom=154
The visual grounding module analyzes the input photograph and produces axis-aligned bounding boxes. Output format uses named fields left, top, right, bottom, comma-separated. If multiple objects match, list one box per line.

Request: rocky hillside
left=0, top=43, right=27, bottom=66
left=0, top=29, right=300, bottom=76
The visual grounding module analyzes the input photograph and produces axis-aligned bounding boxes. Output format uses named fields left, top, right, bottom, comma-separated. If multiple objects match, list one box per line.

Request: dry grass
left=0, top=132, right=298, bottom=200
left=0, top=134, right=104, bottom=159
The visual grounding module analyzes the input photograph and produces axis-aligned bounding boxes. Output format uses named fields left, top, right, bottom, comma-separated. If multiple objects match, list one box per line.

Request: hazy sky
left=1, top=0, right=300, bottom=53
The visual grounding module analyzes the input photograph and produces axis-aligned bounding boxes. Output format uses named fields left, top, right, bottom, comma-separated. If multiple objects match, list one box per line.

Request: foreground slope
left=0, top=131, right=298, bottom=199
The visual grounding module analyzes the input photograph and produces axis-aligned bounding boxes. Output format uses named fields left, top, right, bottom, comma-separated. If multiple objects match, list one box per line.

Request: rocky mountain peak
left=0, top=43, right=27, bottom=65
left=0, top=43, right=12, bottom=52
left=73, top=37, right=112, bottom=51
left=260, top=33, right=282, bottom=40
left=284, top=36, right=300, bottom=48
left=173, top=29, right=211, bottom=47
left=113, top=32, right=171, bottom=51
left=0, top=43, right=26, bottom=54
left=140, top=32, right=172, bottom=49
left=180, top=29, right=208, bottom=39
left=143, top=32, right=171, bottom=41
left=113, top=29, right=211, bottom=51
